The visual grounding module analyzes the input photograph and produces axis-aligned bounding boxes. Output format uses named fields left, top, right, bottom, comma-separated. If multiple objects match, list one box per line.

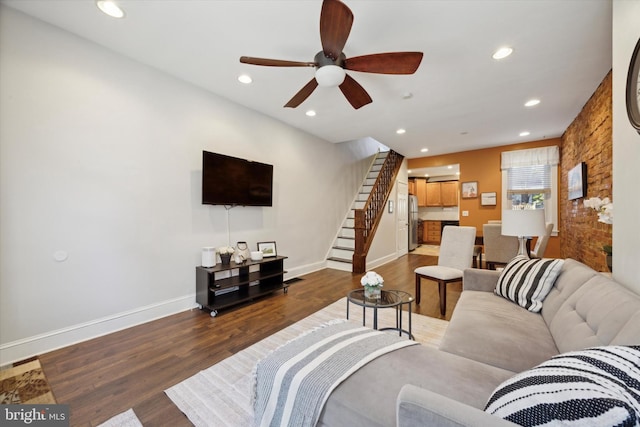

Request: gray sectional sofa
left=317, top=258, right=640, bottom=426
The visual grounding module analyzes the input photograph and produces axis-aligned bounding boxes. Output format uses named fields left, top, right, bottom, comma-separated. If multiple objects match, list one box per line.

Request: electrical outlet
left=462, top=210, right=469, bottom=217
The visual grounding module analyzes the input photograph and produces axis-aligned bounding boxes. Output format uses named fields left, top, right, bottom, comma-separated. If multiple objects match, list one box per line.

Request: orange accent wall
left=408, top=139, right=562, bottom=258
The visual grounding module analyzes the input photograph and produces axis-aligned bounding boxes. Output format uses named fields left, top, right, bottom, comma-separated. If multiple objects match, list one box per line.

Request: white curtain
left=501, top=146, right=559, bottom=169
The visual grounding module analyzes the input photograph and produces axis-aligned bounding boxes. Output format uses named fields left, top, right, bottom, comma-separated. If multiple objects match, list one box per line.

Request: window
left=501, top=146, right=559, bottom=234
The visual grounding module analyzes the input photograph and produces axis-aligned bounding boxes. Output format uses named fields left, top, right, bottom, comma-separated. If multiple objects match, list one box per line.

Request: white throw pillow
left=494, top=256, right=563, bottom=312
left=485, top=345, right=640, bottom=426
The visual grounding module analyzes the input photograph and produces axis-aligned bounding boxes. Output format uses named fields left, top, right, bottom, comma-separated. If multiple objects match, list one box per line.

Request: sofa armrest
left=462, top=268, right=501, bottom=292
left=397, top=385, right=516, bottom=427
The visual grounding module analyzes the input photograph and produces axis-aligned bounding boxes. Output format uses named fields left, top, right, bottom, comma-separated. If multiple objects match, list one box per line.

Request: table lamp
left=501, top=209, right=546, bottom=258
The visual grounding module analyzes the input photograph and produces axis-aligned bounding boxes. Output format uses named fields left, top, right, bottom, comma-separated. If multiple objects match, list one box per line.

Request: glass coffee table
left=346, top=289, right=414, bottom=339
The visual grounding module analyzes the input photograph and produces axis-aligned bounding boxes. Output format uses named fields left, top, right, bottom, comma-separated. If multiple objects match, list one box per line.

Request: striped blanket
left=252, top=321, right=419, bottom=427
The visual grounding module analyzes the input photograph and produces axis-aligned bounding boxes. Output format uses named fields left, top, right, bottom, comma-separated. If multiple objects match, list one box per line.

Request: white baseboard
left=0, top=261, right=335, bottom=367
left=0, top=294, right=197, bottom=367
left=284, top=260, right=327, bottom=281
left=366, top=253, right=399, bottom=271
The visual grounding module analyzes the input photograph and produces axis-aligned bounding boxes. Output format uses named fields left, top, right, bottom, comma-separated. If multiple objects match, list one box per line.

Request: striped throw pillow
left=494, top=256, right=563, bottom=312
left=485, top=346, right=640, bottom=426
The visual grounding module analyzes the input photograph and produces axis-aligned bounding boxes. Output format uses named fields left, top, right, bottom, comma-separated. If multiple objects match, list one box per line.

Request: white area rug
left=165, top=297, right=448, bottom=427
left=97, top=408, right=143, bottom=427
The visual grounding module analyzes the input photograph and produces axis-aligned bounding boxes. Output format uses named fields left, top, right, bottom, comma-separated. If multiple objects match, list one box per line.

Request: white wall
left=0, top=7, right=387, bottom=364
left=612, top=0, right=640, bottom=293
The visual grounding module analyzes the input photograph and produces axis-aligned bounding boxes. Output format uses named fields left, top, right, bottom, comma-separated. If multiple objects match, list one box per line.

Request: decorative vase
left=235, top=241, right=250, bottom=263
left=220, top=254, right=232, bottom=265
left=364, top=285, right=382, bottom=299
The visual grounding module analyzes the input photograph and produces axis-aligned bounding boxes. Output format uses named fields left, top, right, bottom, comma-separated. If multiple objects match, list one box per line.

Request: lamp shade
left=315, top=65, right=346, bottom=87
left=501, top=209, right=546, bottom=238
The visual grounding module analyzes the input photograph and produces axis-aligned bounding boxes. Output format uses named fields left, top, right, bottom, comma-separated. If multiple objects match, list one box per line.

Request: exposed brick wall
left=560, top=71, right=612, bottom=271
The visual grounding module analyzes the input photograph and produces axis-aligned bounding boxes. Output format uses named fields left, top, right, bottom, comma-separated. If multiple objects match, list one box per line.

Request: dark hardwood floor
left=38, top=253, right=458, bottom=426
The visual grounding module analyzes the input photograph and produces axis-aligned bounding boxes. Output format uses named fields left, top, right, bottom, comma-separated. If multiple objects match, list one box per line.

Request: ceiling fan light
left=315, top=65, right=346, bottom=87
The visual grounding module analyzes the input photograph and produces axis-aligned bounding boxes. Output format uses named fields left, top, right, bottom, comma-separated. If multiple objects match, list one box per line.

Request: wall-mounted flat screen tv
left=202, top=151, right=273, bottom=206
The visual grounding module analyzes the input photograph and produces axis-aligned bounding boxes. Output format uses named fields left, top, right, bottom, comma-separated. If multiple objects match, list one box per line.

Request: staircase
left=327, top=151, right=398, bottom=272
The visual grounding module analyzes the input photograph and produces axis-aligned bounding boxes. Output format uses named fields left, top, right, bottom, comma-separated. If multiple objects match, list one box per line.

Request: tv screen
left=202, top=151, right=273, bottom=206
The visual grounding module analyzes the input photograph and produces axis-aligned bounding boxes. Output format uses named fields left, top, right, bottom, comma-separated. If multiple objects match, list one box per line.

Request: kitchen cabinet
left=423, top=220, right=442, bottom=244
left=415, top=179, right=427, bottom=206
left=441, top=181, right=459, bottom=206
left=426, top=181, right=458, bottom=207
left=426, top=183, right=442, bottom=206
left=408, top=180, right=416, bottom=196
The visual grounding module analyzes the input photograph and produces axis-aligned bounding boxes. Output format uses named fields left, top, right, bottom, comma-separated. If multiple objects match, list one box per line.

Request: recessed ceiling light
left=456, top=171, right=461, bottom=175
left=447, top=165, right=452, bottom=169
left=238, top=74, right=252, bottom=84
left=424, top=174, right=429, bottom=177
left=420, top=148, right=429, bottom=153
left=396, top=128, right=406, bottom=135
left=402, top=92, right=413, bottom=100
left=524, top=99, right=540, bottom=107
left=96, top=0, right=125, bottom=18
left=520, top=131, right=531, bottom=137
left=407, top=169, right=412, bottom=174
left=305, top=110, right=316, bottom=117
left=492, top=47, right=513, bottom=60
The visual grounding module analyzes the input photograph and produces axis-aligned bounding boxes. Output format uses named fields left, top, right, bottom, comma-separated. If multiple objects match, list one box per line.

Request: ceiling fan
left=239, top=0, right=423, bottom=110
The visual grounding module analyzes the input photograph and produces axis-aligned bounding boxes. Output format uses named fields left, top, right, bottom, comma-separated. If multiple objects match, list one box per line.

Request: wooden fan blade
left=284, top=78, right=319, bottom=108
left=320, top=0, right=353, bottom=60
left=339, top=75, right=372, bottom=109
left=344, top=52, right=424, bottom=74
left=240, top=56, right=317, bottom=67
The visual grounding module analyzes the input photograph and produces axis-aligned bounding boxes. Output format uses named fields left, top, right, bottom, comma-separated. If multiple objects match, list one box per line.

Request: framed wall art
left=568, top=162, right=587, bottom=200
left=257, top=241, right=277, bottom=257
left=461, top=181, right=478, bottom=199
left=481, top=192, right=497, bottom=206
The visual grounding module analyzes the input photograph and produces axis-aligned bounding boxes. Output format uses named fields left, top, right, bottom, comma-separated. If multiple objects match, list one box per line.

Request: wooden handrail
left=352, top=150, right=404, bottom=273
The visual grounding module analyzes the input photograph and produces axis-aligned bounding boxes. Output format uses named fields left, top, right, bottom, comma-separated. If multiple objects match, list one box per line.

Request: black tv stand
left=195, top=256, right=287, bottom=317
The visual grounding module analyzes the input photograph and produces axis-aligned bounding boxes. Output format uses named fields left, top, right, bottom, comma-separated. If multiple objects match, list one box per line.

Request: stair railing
left=352, top=150, right=404, bottom=273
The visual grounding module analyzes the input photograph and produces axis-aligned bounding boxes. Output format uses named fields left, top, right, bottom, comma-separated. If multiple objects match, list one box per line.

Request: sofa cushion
left=439, top=291, right=558, bottom=373
left=485, top=346, right=640, bottom=426
left=318, top=344, right=514, bottom=427
left=543, top=261, right=640, bottom=354
left=495, top=256, right=563, bottom=312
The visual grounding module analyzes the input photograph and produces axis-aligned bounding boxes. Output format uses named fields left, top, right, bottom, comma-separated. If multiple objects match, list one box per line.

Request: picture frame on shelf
left=481, top=192, right=497, bottom=206
left=257, top=241, right=277, bottom=258
left=461, top=181, right=478, bottom=199
left=568, top=162, right=587, bottom=200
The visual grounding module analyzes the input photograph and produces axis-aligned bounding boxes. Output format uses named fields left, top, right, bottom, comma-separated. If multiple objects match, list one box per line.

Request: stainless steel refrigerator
left=408, top=195, right=419, bottom=251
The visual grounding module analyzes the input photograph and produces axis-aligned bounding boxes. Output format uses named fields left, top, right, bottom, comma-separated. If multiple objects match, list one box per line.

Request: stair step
left=340, top=228, right=355, bottom=238
left=331, top=247, right=354, bottom=259
left=333, top=245, right=354, bottom=251
left=327, top=256, right=352, bottom=263
left=336, top=237, right=355, bottom=249
left=326, top=258, right=353, bottom=272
